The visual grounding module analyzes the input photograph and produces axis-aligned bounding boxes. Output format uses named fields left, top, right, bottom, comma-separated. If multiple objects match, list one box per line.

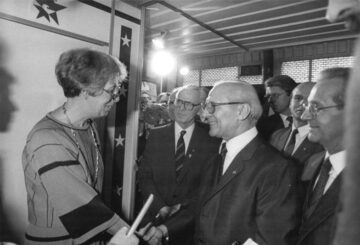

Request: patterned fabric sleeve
left=25, top=129, right=127, bottom=244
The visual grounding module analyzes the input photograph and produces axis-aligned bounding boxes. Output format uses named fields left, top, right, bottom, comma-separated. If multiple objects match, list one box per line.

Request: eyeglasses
left=103, top=86, right=121, bottom=101
left=175, top=99, right=200, bottom=111
left=202, top=101, right=245, bottom=114
left=304, top=103, right=343, bottom=117
left=264, top=92, right=287, bottom=100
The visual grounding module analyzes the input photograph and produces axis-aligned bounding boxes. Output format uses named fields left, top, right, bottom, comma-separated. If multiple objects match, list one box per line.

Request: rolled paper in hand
left=127, top=194, right=154, bottom=237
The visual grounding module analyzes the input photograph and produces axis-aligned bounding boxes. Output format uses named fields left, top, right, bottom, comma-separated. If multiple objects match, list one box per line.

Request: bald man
left=195, top=81, right=300, bottom=245
left=270, top=82, right=324, bottom=181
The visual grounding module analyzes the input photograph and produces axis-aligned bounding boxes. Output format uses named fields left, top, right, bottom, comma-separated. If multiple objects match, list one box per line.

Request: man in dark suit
left=327, top=3, right=360, bottom=245
left=297, top=67, right=349, bottom=245
left=257, top=75, right=297, bottom=140
left=195, top=81, right=301, bottom=245
left=270, top=82, right=324, bottom=181
left=138, top=85, right=220, bottom=245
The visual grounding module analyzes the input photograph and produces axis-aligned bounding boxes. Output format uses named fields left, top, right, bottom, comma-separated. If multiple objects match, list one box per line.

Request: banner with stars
left=111, top=25, right=132, bottom=214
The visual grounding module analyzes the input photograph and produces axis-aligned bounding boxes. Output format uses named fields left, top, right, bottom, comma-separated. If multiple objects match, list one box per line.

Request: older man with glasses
left=194, top=80, right=300, bottom=245
left=138, top=85, right=220, bottom=245
left=297, top=67, right=349, bottom=245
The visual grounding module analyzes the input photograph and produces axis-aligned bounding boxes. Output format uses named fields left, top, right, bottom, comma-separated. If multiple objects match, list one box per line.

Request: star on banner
left=34, top=0, right=66, bottom=25
left=115, top=133, right=125, bottom=147
left=121, top=35, right=131, bottom=47
left=119, top=85, right=127, bottom=97
left=115, top=185, right=122, bottom=196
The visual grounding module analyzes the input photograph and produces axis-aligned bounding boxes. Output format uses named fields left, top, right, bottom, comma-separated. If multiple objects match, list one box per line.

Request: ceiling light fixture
left=152, top=31, right=168, bottom=49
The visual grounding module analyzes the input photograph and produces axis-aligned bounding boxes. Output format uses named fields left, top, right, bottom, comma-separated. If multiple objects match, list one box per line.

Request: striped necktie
left=175, top=130, right=186, bottom=180
left=286, top=116, right=293, bottom=128
left=283, top=128, right=298, bottom=156
left=218, top=142, right=227, bottom=179
left=308, top=158, right=332, bottom=207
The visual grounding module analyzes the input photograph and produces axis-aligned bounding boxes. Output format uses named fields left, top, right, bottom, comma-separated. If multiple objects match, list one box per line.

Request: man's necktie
left=283, top=128, right=298, bottom=156
left=175, top=130, right=186, bottom=181
left=308, top=158, right=332, bottom=207
left=219, top=142, right=227, bottom=178
left=286, top=116, right=293, bottom=128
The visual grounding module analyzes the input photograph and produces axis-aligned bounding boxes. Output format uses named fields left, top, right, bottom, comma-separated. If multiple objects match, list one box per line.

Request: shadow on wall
left=0, top=39, right=19, bottom=243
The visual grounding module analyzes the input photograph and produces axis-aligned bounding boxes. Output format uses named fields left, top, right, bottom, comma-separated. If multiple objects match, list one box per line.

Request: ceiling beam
left=140, top=0, right=248, bottom=51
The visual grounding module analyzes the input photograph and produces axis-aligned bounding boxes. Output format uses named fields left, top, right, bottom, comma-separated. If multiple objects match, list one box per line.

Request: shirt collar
left=327, top=150, right=346, bottom=175
left=292, top=124, right=309, bottom=138
left=174, top=121, right=195, bottom=136
left=280, top=114, right=291, bottom=127
left=225, top=127, right=258, bottom=156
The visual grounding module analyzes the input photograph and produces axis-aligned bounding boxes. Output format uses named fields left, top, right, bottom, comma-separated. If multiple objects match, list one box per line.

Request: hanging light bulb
left=179, top=66, right=189, bottom=76
left=152, top=31, right=168, bottom=49
left=152, top=38, right=164, bottom=49
left=151, top=50, right=176, bottom=77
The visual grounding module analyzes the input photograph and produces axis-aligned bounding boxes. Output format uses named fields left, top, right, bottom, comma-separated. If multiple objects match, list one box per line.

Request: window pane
left=281, top=60, right=310, bottom=83
left=311, top=56, right=355, bottom=82
left=183, top=70, right=200, bottom=86
left=239, top=75, right=263, bottom=84
left=201, top=66, right=238, bottom=86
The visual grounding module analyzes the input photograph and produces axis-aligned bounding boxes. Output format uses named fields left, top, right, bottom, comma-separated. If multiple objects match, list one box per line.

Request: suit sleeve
left=256, top=161, right=301, bottom=245
left=137, top=130, right=167, bottom=214
left=164, top=153, right=219, bottom=242
left=269, top=129, right=282, bottom=151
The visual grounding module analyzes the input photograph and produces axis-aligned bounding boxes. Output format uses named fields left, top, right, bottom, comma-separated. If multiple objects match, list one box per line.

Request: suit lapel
left=301, top=151, right=325, bottom=182
left=279, top=127, right=291, bottom=150
left=202, top=136, right=261, bottom=206
left=176, top=124, right=200, bottom=183
left=302, top=154, right=324, bottom=209
left=299, top=174, right=342, bottom=242
left=163, top=123, right=176, bottom=177
left=293, top=137, right=318, bottom=161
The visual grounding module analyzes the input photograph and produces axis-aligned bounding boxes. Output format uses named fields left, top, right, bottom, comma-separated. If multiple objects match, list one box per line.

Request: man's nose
left=301, top=106, right=313, bottom=121
left=201, top=106, right=211, bottom=119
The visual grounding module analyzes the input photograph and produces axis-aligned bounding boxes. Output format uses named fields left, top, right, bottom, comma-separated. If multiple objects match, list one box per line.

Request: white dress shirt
left=313, top=150, right=346, bottom=193
left=280, top=114, right=291, bottom=128
left=174, top=122, right=195, bottom=154
left=221, top=127, right=258, bottom=175
left=324, top=151, right=346, bottom=193
left=292, top=124, right=310, bottom=154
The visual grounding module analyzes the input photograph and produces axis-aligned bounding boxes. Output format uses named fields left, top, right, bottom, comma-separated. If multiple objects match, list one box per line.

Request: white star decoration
left=121, top=35, right=131, bottom=47
left=115, top=185, right=122, bottom=196
left=119, top=85, right=127, bottom=97
left=115, top=133, right=125, bottom=147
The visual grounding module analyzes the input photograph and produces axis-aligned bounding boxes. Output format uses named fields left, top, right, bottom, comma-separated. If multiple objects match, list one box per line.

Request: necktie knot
left=180, top=130, right=186, bottom=137
left=309, top=157, right=332, bottom=206
left=220, top=142, right=227, bottom=160
left=286, top=116, right=293, bottom=127
left=321, top=158, right=332, bottom=175
left=283, top=128, right=298, bottom=156
left=217, top=142, right=227, bottom=180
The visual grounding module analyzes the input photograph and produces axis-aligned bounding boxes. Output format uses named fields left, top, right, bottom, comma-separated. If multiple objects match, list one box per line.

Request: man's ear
left=238, top=103, right=251, bottom=120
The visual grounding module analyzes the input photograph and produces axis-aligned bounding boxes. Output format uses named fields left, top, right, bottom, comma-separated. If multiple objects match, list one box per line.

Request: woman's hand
left=109, top=227, right=139, bottom=245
